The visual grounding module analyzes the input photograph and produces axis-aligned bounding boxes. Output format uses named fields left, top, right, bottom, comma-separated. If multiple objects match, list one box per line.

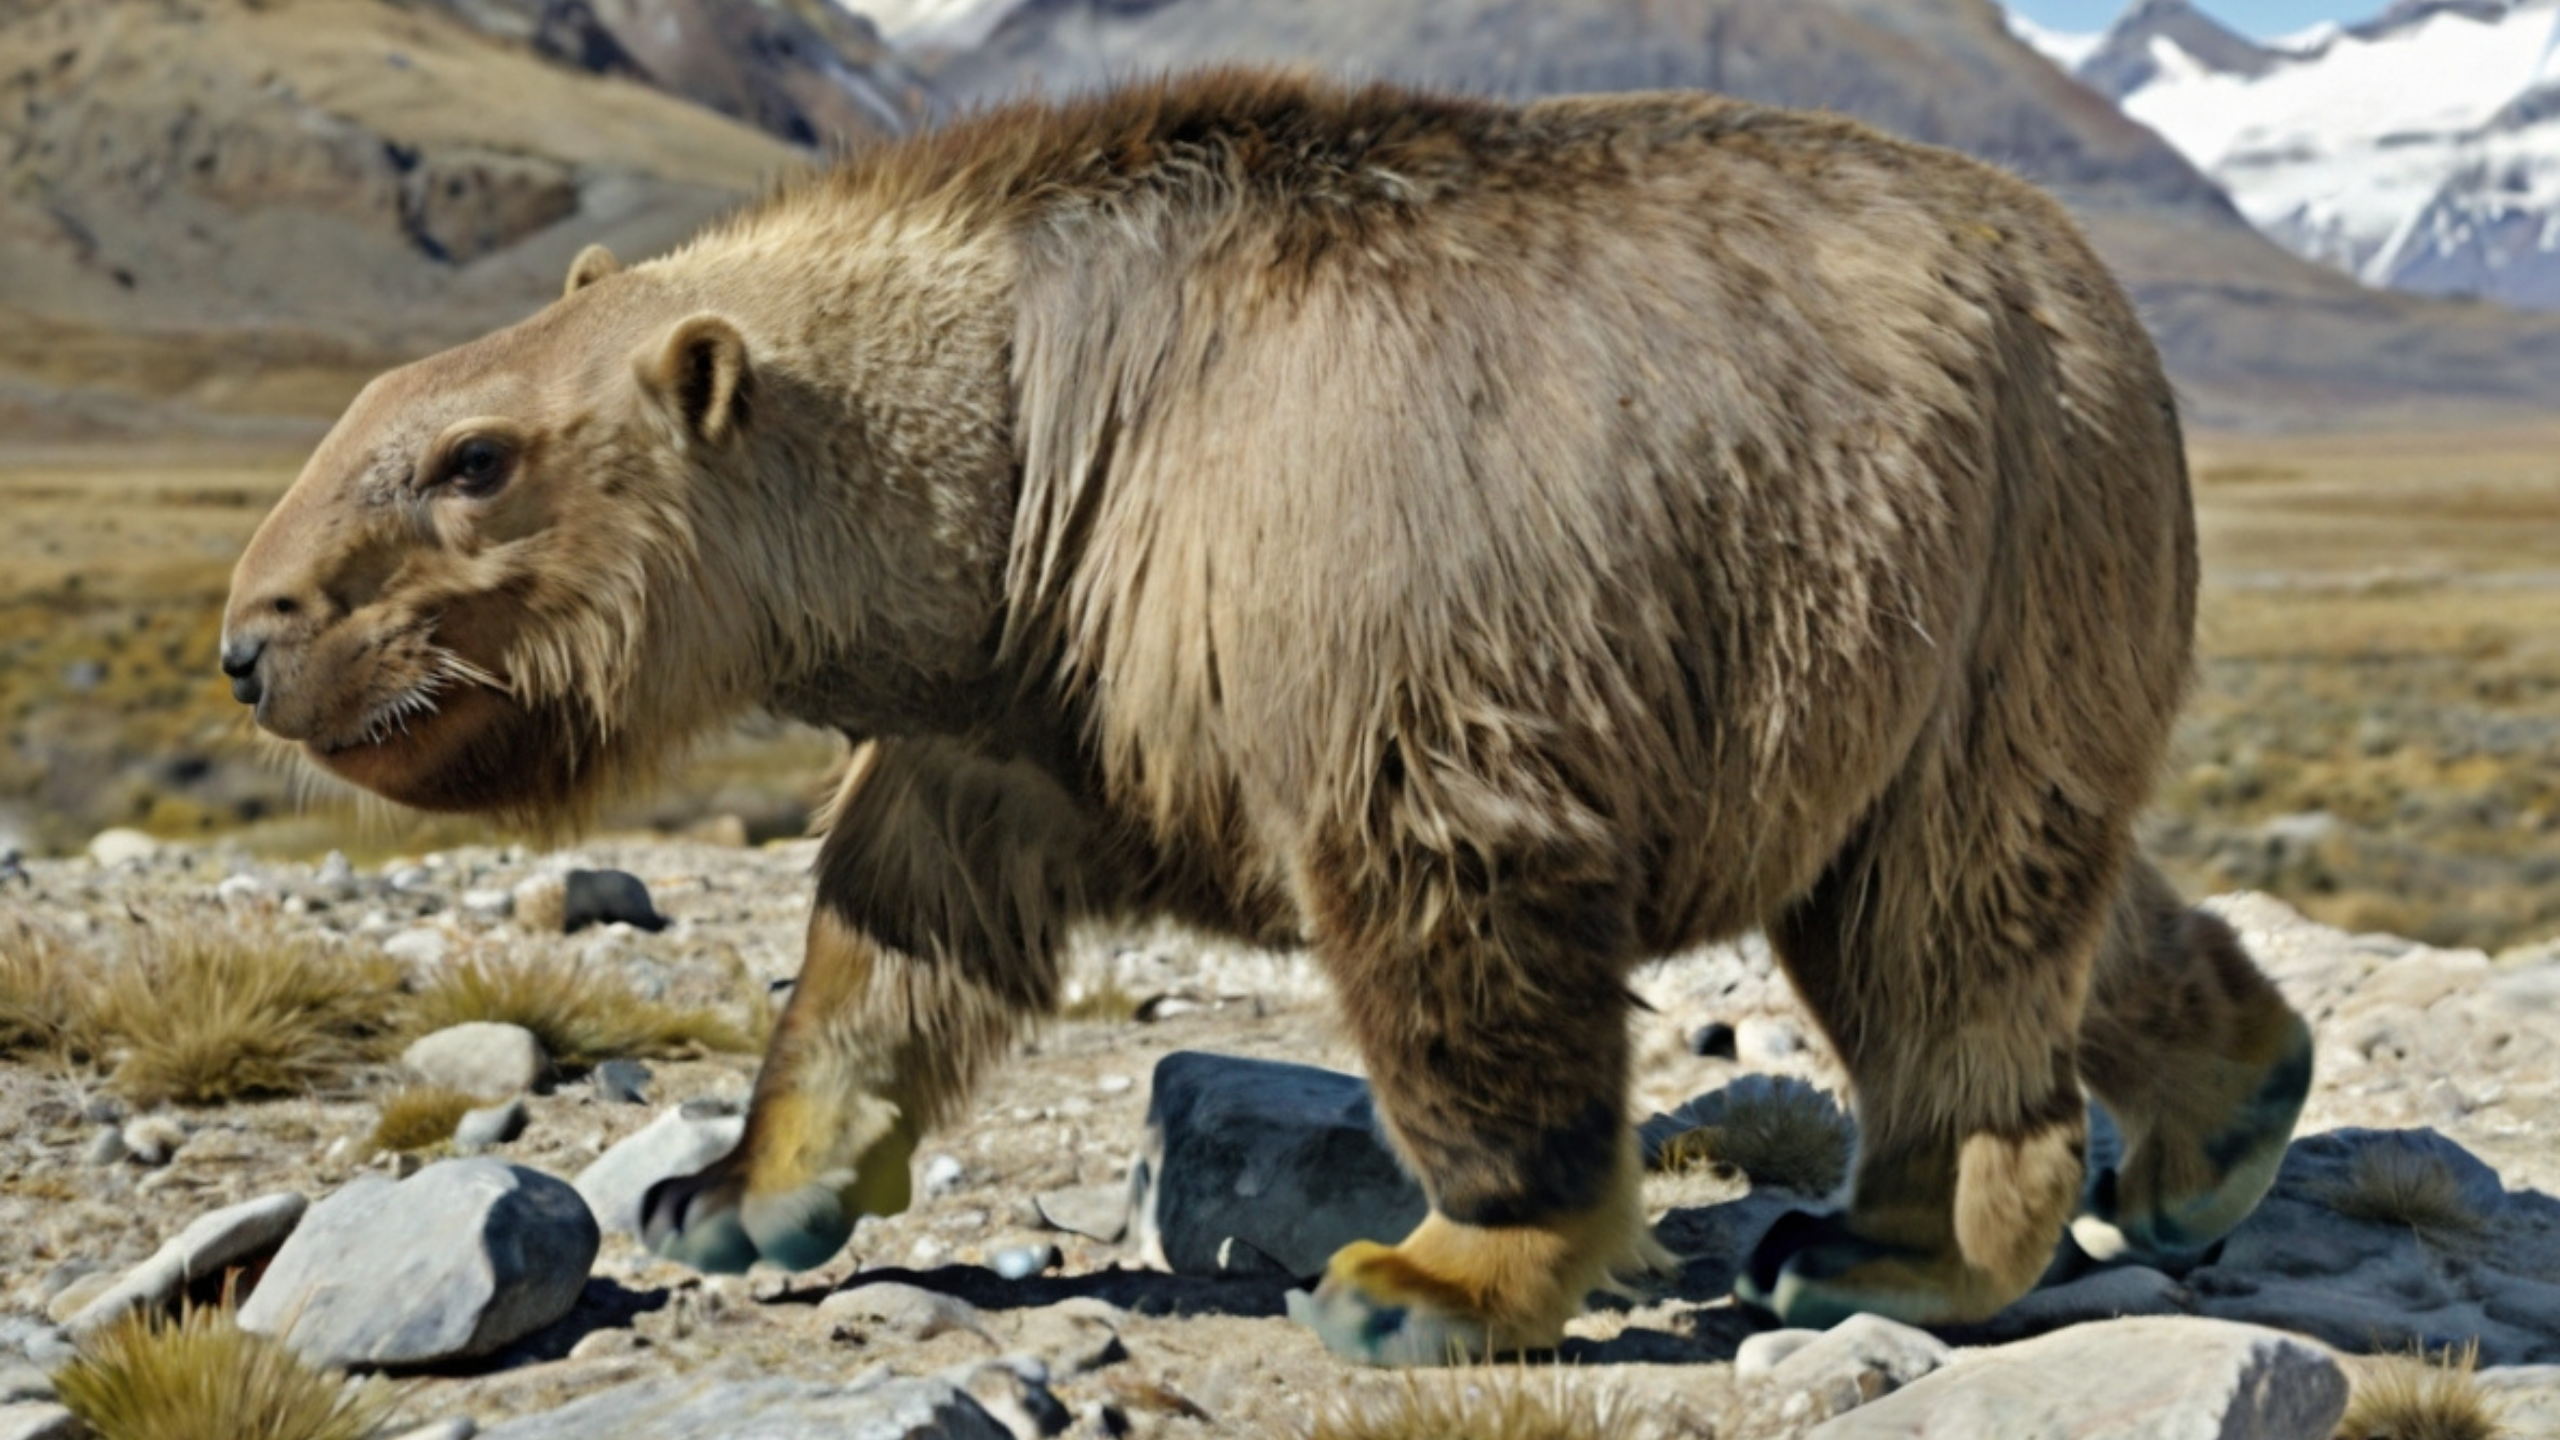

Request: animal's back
left=999, top=80, right=2193, bottom=954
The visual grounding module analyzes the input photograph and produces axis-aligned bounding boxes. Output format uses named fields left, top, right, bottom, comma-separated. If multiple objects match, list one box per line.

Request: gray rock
left=86, top=828, right=159, bottom=868
left=403, top=1023, right=550, bottom=1099
left=1735, top=1328, right=1822, bottom=1379
left=455, top=1097, right=529, bottom=1151
left=1974, top=1266, right=2188, bottom=1341
left=386, top=1422, right=478, bottom=1440
left=238, top=1160, right=599, bottom=1368
left=939, top=1359, right=1069, bottom=1440
left=818, top=1283, right=987, bottom=1344
left=0, top=1368, right=52, bottom=1405
left=572, top=1108, right=744, bottom=1239
left=1808, top=1317, right=2347, bottom=1440
left=991, top=1245, right=1061, bottom=1281
left=1764, top=1314, right=1950, bottom=1421
left=1130, top=1052, right=1426, bottom=1277
left=384, top=927, right=451, bottom=968
left=1032, top=1185, right=1129, bottom=1244
left=477, top=1374, right=1011, bottom=1440
left=65, top=1190, right=308, bottom=1337
left=0, top=1404, right=80, bottom=1440
left=593, top=1060, right=652, bottom=1105
left=14, top=1331, right=71, bottom=1373
left=81, top=1129, right=127, bottom=1166
left=461, top=887, right=517, bottom=921
left=119, top=1115, right=184, bottom=1167
left=562, top=870, right=667, bottom=934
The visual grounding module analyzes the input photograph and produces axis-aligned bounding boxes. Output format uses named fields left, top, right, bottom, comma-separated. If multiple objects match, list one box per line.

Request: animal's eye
left=444, top=436, right=514, bottom=498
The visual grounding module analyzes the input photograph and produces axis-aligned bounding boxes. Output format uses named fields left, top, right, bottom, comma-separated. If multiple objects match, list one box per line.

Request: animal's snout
left=219, top=635, right=266, bottom=705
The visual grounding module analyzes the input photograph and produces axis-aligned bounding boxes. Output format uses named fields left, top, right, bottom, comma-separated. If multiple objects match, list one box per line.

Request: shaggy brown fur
left=223, top=70, right=2312, bottom=1348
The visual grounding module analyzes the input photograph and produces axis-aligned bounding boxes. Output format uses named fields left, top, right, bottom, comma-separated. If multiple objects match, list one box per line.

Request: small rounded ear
left=563, top=243, right=622, bottom=297
left=640, top=314, right=753, bottom=446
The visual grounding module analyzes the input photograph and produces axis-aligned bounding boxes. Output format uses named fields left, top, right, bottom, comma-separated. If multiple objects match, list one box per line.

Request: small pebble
left=594, top=1059, right=652, bottom=1105
left=79, top=1095, right=124, bottom=1125
left=84, top=1128, right=130, bottom=1166
left=121, top=1115, right=185, bottom=1167
left=991, top=1244, right=1061, bottom=1281
left=923, top=1155, right=966, bottom=1198
left=454, top=1097, right=528, bottom=1151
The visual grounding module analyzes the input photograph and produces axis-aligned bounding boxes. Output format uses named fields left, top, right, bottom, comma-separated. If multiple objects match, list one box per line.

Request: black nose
left=220, top=637, right=265, bottom=705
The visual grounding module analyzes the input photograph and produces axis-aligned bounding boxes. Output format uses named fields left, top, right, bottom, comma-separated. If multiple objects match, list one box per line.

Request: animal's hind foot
left=1734, top=1209, right=2021, bottom=1329
left=2075, top=1005, right=2313, bottom=1269
left=1290, top=1191, right=1669, bottom=1366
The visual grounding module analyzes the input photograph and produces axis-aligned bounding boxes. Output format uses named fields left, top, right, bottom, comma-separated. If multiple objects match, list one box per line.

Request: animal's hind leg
left=1288, top=828, right=1671, bottom=1365
left=2071, top=857, right=2311, bottom=1269
left=1737, top=797, right=2110, bottom=1328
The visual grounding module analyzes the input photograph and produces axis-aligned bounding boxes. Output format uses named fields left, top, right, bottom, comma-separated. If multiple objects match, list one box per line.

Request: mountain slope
left=2061, top=0, right=2560, bottom=313
left=0, top=0, right=805, bottom=441
left=922, top=0, right=2560, bottom=426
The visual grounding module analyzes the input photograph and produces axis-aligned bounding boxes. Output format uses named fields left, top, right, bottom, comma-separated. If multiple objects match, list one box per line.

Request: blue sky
left=2004, top=1, right=2376, bottom=39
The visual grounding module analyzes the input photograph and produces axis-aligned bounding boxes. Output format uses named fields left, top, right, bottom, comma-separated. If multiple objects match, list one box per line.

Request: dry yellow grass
left=405, top=956, right=754, bottom=1070
left=0, top=916, right=86, bottom=1058
left=1306, top=1369, right=1648, bottom=1440
left=1653, top=1083, right=1854, bottom=1198
left=55, top=1303, right=397, bottom=1440
left=2337, top=1341, right=2505, bottom=1440
left=2317, top=1144, right=2489, bottom=1243
left=85, top=925, right=403, bottom=1106
left=367, top=1084, right=480, bottom=1154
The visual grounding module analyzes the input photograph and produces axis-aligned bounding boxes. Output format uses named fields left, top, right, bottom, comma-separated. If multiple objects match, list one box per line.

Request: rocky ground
left=3, top=833, right=2560, bottom=1438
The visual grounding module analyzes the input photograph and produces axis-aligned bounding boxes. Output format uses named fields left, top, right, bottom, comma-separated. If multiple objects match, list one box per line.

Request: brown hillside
left=0, top=0, right=804, bottom=442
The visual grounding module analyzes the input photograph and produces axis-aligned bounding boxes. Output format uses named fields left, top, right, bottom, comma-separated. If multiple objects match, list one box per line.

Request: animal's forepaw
left=2076, top=1009, right=2314, bottom=1269
left=1734, top=1209, right=2000, bottom=1329
left=640, top=1165, right=760, bottom=1274
left=1287, top=1241, right=1495, bottom=1367
left=639, top=1112, right=916, bottom=1274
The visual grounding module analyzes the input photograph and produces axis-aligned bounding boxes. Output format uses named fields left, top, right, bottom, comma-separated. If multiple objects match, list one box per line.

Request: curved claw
left=641, top=1164, right=761, bottom=1274
left=639, top=1106, right=919, bottom=1275
left=1289, top=1241, right=1492, bottom=1367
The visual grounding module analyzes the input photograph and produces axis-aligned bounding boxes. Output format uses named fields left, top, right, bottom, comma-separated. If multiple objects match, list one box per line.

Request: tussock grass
left=1654, top=1079, right=1853, bottom=1198
left=56, top=1303, right=397, bottom=1440
left=2319, top=1143, right=2488, bottom=1243
left=2338, top=1341, right=2505, bottom=1440
left=405, top=956, right=752, bottom=1070
left=0, top=916, right=86, bottom=1057
left=1305, top=1369, right=1644, bottom=1440
left=367, top=1085, right=478, bottom=1154
left=87, top=927, right=403, bottom=1107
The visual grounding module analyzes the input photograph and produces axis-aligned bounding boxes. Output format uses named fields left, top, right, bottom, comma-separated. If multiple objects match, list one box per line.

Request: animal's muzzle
left=220, top=636, right=266, bottom=705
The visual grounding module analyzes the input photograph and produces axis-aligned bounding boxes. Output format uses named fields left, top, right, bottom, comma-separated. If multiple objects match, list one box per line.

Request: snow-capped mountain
left=2013, top=0, right=2560, bottom=310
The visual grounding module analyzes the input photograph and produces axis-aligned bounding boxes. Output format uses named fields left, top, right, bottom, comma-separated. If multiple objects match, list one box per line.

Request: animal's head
left=220, top=246, right=777, bottom=823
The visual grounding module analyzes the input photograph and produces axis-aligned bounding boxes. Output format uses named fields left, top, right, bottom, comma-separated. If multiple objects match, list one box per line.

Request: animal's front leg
left=644, top=739, right=1096, bottom=1272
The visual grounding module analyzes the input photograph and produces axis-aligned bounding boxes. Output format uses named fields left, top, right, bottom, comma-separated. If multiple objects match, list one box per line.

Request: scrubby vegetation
left=367, top=1084, right=481, bottom=1154
left=1652, top=1078, right=1854, bottom=1198
left=56, top=1303, right=398, bottom=1440
left=2337, top=1341, right=2505, bottom=1440
left=0, top=916, right=86, bottom=1057
left=1305, top=1369, right=1647, bottom=1440
left=405, top=955, right=754, bottom=1070
left=88, top=926, right=404, bottom=1106
left=2318, top=1142, right=2490, bottom=1244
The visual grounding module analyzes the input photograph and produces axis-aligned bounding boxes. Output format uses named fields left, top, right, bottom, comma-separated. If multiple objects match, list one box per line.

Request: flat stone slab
left=1809, top=1317, right=2347, bottom=1440
left=239, top=1159, right=598, bottom=1368
left=66, top=1190, right=307, bottom=1337
left=403, top=1023, right=550, bottom=1099
left=476, top=1373, right=1012, bottom=1440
